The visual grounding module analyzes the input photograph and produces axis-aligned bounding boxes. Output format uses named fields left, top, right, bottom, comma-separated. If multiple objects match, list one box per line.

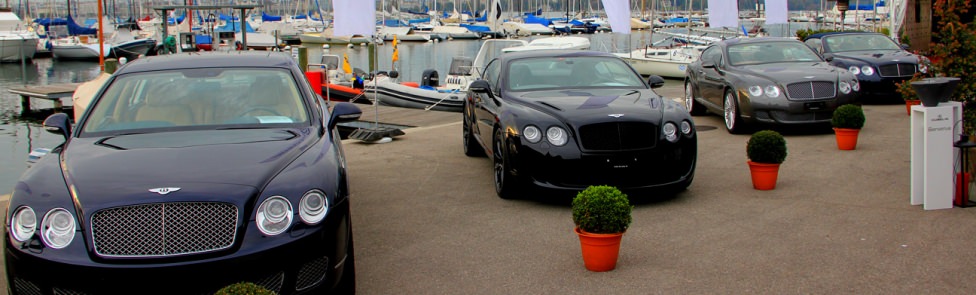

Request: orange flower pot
left=905, top=100, right=921, bottom=115
left=575, top=227, right=624, bottom=272
left=747, top=161, right=780, bottom=190
left=834, top=128, right=860, bottom=150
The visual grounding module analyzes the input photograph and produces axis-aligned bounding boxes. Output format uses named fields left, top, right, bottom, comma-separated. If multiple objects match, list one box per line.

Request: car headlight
left=747, top=85, right=763, bottom=97
left=299, top=190, right=329, bottom=225
left=680, top=120, right=693, bottom=135
left=40, top=208, right=75, bottom=249
left=523, top=125, right=541, bottom=143
left=546, top=126, right=568, bottom=146
left=848, top=66, right=861, bottom=75
left=764, top=85, right=780, bottom=98
left=663, top=122, right=678, bottom=142
left=839, top=81, right=852, bottom=94
left=860, top=65, right=874, bottom=76
left=851, top=79, right=860, bottom=91
left=257, top=196, right=293, bottom=236
left=10, top=206, right=36, bottom=242
left=919, top=62, right=928, bottom=74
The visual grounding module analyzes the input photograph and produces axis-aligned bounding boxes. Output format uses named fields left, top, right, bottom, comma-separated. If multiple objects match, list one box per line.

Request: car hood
left=510, top=88, right=664, bottom=124
left=831, top=50, right=919, bottom=64
left=61, top=129, right=311, bottom=208
left=738, top=62, right=846, bottom=83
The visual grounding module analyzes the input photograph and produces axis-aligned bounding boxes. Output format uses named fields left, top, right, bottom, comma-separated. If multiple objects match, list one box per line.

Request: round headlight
left=861, top=66, right=875, bottom=76
left=300, top=190, right=329, bottom=225
left=256, top=196, right=293, bottom=236
left=764, top=85, right=781, bottom=98
left=848, top=66, right=861, bottom=75
left=663, top=122, right=678, bottom=142
left=851, top=80, right=861, bottom=91
left=10, top=206, right=36, bottom=242
left=523, top=125, right=541, bottom=143
left=839, top=81, right=852, bottom=94
left=546, top=127, right=568, bottom=146
left=747, top=85, right=763, bottom=97
left=919, top=62, right=928, bottom=73
left=680, top=120, right=693, bottom=135
left=41, top=208, right=75, bottom=249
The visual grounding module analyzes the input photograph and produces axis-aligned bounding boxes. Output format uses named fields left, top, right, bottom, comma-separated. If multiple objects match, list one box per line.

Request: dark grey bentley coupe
left=684, top=37, right=860, bottom=133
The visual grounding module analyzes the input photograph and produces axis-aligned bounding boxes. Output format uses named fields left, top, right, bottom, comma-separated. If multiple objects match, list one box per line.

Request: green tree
left=931, top=0, right=976, bottom=133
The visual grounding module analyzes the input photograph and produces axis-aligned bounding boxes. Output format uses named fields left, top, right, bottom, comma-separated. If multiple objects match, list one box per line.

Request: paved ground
left=3, top=83, right=976, bottom=294
left=344, top=102, right=976, bottom=293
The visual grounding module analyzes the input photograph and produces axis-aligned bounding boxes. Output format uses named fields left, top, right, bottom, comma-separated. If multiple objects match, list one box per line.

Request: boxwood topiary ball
left=572, top=185, right=633, bottom=234
left=832, top=104, right=866, bottom=129
left=747, top=130, right=787, bottom=164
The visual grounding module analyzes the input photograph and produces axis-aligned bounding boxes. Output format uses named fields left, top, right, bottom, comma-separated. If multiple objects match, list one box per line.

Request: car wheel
left=685, top=81, right=706, bottom=116
left=493, top=129, right=520, bottom=199
left=463, top=115, right=484, bottom=157
left=723, top=89, right=748, bottom=134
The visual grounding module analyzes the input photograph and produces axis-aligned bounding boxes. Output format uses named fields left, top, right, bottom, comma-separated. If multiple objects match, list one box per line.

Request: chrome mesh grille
left=296, top=256, right=330, bottom=291
left=786, top=81, right=836, bottom=100
left=878, top=63, right=917, bottom=77
left=255, top=272, right=284, bottom=294
left=53, top=288, right=89, bottom=295
left=91, top=202, right=238, bottom=257
left=578, top=122, right=657, bottom=151
left=13, top=278, right=42, bottom=295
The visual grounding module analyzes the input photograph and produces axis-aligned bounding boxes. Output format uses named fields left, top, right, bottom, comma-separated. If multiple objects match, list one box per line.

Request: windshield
left=824, top=34, right=902, bottom=52
left=727, top=42, right=822, bottom=66
left=507, top=56, right=645, bottom=91
left=82, top=68, right=308, bottom=136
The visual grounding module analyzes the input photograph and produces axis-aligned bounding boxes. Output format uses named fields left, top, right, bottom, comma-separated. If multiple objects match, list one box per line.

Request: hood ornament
left=149, top=187, right=181, bottom=195
left=608, top=114, right=624, bottom=118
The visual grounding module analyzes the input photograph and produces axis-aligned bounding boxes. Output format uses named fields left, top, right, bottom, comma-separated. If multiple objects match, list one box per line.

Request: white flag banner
left=333, top=0, right=375, bottom=37
left=707, top=0, right=738, bottom=28
left=765, top=0, right=789, bottom=24
left=601, top=0, right=631, bottom=33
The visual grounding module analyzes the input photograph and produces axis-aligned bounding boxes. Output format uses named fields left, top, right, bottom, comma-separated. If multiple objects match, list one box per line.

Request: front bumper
left=6, top=201, right=353, bottom=295
left=513, top=139, right=697, bottom=194
left=857, top=75, right=911, bottom=101
left=746, top=93, right=858, bottom=125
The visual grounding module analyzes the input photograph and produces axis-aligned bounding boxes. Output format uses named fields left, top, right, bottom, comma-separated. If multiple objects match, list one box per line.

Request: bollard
left=104, top=58, right=118, bottom=74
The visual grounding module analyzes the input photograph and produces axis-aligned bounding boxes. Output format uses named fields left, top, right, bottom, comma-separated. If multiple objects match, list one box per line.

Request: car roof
left=804, top=31, right=881, bottom=41
left=116, top=51, right=298, bottom=74
left=719, top=37, right=801, bottom=46
left=496, top=49, right=617, bottom=63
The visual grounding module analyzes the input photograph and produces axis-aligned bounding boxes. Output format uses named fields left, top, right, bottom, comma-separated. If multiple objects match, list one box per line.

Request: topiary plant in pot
left=746, top=130, right=787, bottom=190
left=572, top=185, right=632, bottom=272
left=214, top=282, right=275, bottom=295
left=832, top=104, right=866, bottom=150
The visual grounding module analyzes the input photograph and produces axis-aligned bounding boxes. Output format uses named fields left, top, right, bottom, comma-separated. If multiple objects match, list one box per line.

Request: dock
left=7, top=83, right=80, bottom=114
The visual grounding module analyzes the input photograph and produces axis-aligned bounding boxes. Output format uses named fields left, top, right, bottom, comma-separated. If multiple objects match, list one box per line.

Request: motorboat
left=615, top=46, right=703, bottom=78
left=0, top=8, right=39, bottom=62
left=501, top=36, right=590, bottom=52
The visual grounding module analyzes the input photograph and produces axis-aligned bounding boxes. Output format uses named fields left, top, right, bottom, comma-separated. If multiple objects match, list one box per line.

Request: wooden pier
left=7, top=83, right=80, bottom=114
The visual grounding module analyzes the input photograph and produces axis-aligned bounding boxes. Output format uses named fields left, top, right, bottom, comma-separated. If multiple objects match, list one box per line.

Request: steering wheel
left=238, top=107, right=282, bottom=117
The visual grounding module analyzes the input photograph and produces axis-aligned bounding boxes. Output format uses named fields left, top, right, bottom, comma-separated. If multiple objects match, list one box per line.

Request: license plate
left=804, top=102, right=826, bottom=110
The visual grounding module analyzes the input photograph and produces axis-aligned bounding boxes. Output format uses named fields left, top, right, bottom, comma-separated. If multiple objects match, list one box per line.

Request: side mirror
left=328, top=102, right=362, bottom=130
left=900, top=43, right=910, bottom=50
left=469, top=79, right=491, bottom=93
left=702, top=61, right=715, bottom=68
left=43, top=113, right=72, bottom=141
left=647, top=75, right=666, bottom=89
left=823, top=54, right=834, bottom=62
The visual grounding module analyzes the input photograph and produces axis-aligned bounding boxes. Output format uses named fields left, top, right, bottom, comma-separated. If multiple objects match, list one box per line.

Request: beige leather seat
left=247, top=76, right=296, bottom=119
left=134, top=84, right=194, bottom=126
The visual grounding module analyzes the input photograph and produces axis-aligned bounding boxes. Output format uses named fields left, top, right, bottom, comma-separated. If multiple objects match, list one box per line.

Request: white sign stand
left=910, top=101, right=962, bottom=210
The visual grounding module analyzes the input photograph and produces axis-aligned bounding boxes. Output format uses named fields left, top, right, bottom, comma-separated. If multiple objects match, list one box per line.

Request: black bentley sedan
left=5, top=52, right=361, bottom=294
left=463, top=50, right=697, bottom=199
left=684, top=37, right=860, bottom=133
left=803, top=32, right=928, bottom=101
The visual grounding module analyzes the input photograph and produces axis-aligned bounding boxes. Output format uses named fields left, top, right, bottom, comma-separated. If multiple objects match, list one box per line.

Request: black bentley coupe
left=5, top=52, right=361, bottom=294
left=463, top=50, right=697, bottom=199
left=803, top=31, right=929, bottom=101
left=684, top=37, right=861, bottom=133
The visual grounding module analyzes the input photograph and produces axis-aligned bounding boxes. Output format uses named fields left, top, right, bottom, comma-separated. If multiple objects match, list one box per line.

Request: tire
left=723, top=89, right=748, bottom=134
left=685, top=81, right=707, bottom=116
left=463, top=114, right=484, bottom=157
left=493, top=129, right=520, bottom=199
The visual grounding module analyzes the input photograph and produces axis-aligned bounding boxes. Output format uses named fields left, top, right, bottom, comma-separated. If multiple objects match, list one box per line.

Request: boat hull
left=618, top=55, right=690, bottom=78
left=110, top=38, right=156, bottom=60
left=52, top=43, right=109, bottom=60
left=0, top=35, right=38, bottom=62
left=364, top=78, right=464, bottom=112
